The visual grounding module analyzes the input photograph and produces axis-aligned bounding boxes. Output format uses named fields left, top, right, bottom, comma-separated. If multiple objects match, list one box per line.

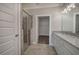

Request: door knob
left=15, top=34, right=19, bottom=37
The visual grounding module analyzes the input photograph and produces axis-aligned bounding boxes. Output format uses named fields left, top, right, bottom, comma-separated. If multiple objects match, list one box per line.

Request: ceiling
left=22, top=3, right=73, bottom=15
left=22, top=3, right=65, bottom=10
left=22, top=3, right=79, bottom=15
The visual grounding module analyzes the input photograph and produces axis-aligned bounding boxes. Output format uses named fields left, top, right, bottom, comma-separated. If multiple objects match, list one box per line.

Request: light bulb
left=67, top=7, right=71, bottom=11
left=64, top=9, right=67, bottom=13
left=72, top=4, right=75, bottom=8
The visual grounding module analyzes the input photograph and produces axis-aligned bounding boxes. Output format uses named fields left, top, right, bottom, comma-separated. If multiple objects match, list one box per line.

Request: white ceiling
left=22, top=3, right=79, bottom=15
left=22, top=3, right=69, bottom=15
left=22, top=3, right=64, bottom=10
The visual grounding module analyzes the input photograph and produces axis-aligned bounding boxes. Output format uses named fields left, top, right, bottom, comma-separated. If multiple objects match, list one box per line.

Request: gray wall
left=39, top=16, right=49, bottom=36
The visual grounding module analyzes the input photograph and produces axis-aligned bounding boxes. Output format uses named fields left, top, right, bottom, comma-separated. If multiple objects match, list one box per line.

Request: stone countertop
left=53, top=31, right=79, bottom=49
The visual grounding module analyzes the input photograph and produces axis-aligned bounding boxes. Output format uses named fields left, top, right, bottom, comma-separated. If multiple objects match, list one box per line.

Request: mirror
left=61, top=12, right=74, bottom=33
left=61, top=4, right=79, bottom=33
left=75, top=14, right=79, bottom=33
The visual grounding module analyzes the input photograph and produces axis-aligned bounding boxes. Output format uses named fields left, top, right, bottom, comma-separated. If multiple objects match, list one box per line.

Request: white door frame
left=17, top=3, right=22, bottom=55
left=36, top=15, right=52, bottom=45
left=73, top=12, right=79, bottom=33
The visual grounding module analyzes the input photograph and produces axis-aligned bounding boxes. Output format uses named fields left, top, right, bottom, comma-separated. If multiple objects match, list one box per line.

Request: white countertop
left=54, top=32, right=79, bottom=48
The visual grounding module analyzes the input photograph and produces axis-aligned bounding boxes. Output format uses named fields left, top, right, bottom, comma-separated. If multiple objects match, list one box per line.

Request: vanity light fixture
left=62, top=3, right=76, bottom=14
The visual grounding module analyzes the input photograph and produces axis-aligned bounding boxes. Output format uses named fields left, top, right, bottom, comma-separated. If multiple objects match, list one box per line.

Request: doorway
left=22, top=13, right=29, bottom=51
left=22, top=11, right=32, bottom=52
left=38, top=16, right=50, bottom=44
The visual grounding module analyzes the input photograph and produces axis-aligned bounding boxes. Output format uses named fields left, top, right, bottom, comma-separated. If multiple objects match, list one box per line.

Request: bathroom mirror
left=74, top=14, right=79, bottom=33
left=61, top=4, right=79, bottom=33
left=61, top=12, right=73, bottom=33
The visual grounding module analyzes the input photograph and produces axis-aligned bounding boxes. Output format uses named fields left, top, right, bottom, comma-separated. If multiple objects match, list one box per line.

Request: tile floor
left=24, top=44, right=57, bottom=55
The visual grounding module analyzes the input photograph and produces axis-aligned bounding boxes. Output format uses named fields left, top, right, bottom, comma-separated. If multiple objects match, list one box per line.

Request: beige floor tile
left=24, top=44, right=57, bottom=55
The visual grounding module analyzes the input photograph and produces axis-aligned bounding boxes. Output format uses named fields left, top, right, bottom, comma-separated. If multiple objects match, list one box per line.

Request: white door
left=0, top=3, right=20, bottom=55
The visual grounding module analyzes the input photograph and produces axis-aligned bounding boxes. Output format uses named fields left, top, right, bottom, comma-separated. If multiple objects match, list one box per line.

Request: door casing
left=36, top=15, right=52, bottom=46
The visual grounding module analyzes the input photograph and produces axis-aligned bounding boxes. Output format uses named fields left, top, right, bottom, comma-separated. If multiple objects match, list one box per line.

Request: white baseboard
left=49, top=43, right=54, bottom=47
left=31, top=42, right=38, bottom=44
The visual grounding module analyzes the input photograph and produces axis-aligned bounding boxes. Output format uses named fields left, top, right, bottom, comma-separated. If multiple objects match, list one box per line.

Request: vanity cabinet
left=52, top=32, right=79, bottom=55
